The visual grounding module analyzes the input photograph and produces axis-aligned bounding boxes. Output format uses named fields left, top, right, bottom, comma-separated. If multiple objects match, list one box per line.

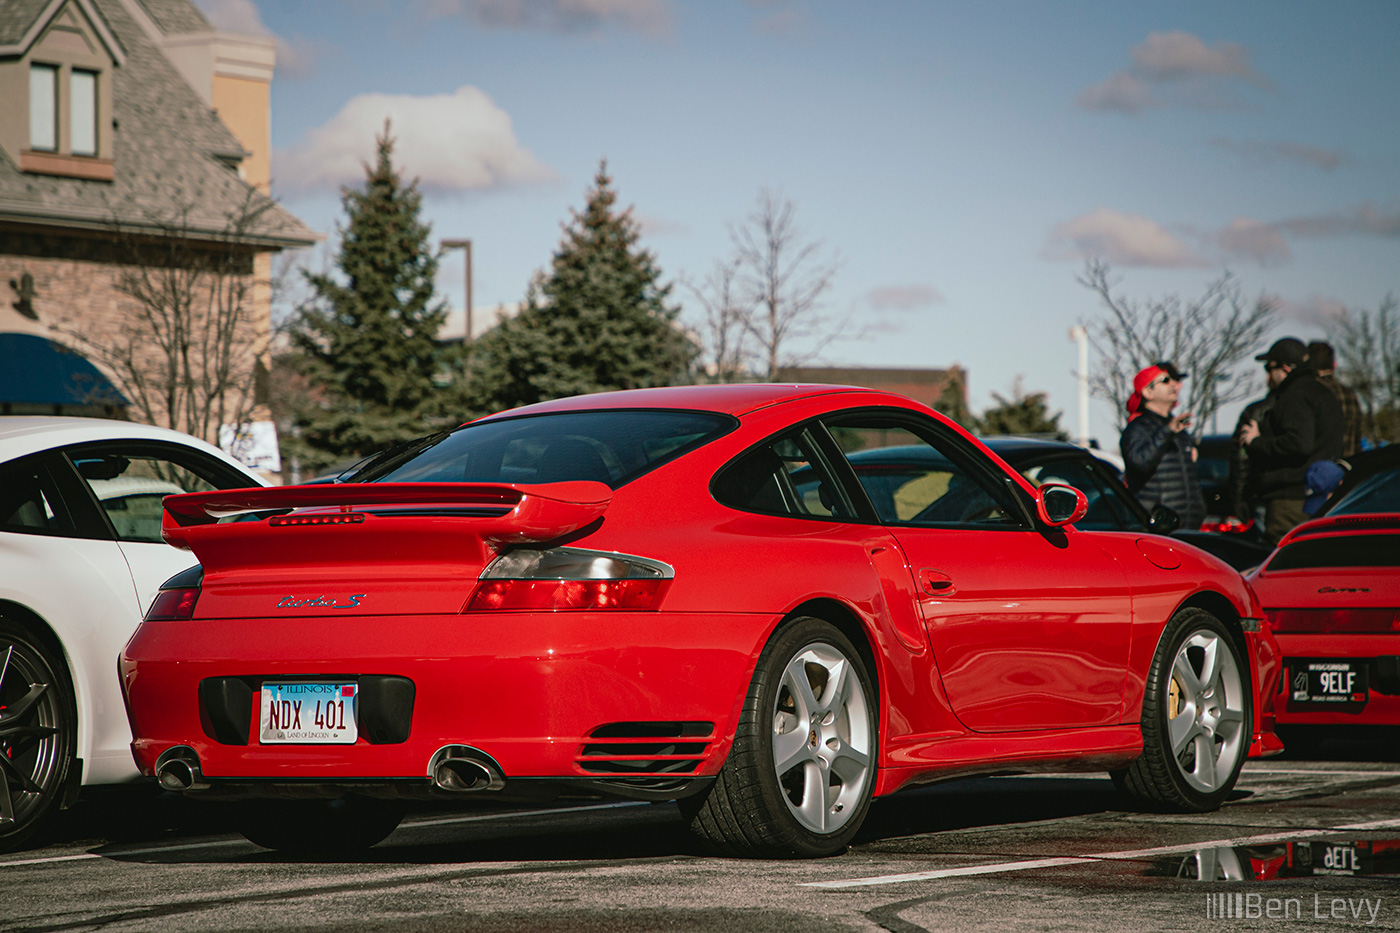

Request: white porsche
left=0, top=417, right=264, bottom=850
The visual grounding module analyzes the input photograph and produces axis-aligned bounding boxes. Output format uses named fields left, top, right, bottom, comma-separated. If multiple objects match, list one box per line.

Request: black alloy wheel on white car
left=0, top=617, right=77, bottom=852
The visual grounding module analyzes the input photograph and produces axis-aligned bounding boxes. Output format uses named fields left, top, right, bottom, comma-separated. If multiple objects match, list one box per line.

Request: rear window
left=1265, top=534, right=1400, bottom=571
left=351, top=410, right=735, bottom=488
left=1328, top=467, right=1400, bottom=516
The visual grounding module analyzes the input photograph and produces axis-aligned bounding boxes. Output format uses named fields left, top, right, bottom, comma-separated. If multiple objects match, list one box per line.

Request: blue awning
left=0, top=333, right=128, bottom=406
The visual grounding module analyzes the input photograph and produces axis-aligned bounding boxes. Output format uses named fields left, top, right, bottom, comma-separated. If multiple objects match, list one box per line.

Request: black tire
left=1115, top=608, right=1250, bottom=812
left=681, top=617, right=877, bottom=858
left=0, top=617, right=77, bottom=853
left=237, top=796, right=405, bottom=853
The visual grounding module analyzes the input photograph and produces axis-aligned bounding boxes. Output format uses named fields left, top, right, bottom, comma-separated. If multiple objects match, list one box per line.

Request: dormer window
left=70, top=69, right=97, bottom=156
left=8, top=2, right=120, bottom=182
left=29, top=64, right=58, bottom=151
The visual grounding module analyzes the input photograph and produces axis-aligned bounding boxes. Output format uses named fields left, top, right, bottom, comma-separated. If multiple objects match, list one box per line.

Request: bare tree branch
left=730, top=189, right=842, bottom=380
left=1077, top=260, right=1277, bottom=436
left=1327, top=293, right=1400, bottom=443
left=47, top=191, right=273, bottom=443
left=682, top=258, right=752, bottom=382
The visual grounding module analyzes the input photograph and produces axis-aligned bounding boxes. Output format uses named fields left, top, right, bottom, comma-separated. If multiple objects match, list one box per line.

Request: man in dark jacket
left=1120, top=361, right=1206, bottom=530
left=1306, top=341, right=1363, bottom=457
left=1240, top=337, right=1345, bottom=543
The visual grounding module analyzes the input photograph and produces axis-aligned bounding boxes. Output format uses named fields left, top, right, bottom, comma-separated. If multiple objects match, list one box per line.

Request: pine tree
left=467, top=162, right=695, bottom=413
left=290, top=123, right=453, bottom=468
left=976, top=380, right=1068, bottom=439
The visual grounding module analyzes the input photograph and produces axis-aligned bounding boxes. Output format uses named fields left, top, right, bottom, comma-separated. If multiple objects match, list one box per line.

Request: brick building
left=0, top=0, right=315, bottom=438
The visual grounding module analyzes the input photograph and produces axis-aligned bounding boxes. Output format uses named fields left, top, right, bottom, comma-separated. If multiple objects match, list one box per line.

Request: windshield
left=349, top=409, right=735, bottom=488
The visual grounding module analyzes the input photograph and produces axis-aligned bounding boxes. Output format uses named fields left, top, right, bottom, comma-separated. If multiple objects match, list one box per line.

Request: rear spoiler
left=161, top=481, right=611, bottom=551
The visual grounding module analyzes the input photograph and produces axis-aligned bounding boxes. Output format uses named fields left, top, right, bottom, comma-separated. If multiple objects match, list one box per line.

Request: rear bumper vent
left=577, top=721, right=715, bottom=775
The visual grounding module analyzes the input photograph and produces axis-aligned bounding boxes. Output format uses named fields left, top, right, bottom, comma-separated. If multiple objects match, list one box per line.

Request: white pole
left=1068, top=325, right=1089, bottom=446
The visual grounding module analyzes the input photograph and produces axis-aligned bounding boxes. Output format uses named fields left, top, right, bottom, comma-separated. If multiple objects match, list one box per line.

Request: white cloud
left=274, top=86, right=556, bottom=193
left=1132, top=31, right=1270, bottom=87
left=1211, top=138, right=1346, bottom=171
left=1077, top=73, right=1156, bottom=113
left=192, top=0, right=268, bottom=34
left=1218, top=218, right=1291, bottom=266
left=192, top=0, right=318, bottom=78
left=867, top=285, right=943, bottom=311
left=425, top=0, right=673, bottom=37
left=1277, top=203, right=1400, bottom=238
left=1273, top=295, right=1348, bottom=330
left=1079, top=31, right=1272, bottom=113
left=1045, top=208, right=1205, bottom=268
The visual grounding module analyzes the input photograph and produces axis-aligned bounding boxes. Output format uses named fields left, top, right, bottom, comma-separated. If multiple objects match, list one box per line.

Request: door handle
left=919, top=568, right=955, bottom=595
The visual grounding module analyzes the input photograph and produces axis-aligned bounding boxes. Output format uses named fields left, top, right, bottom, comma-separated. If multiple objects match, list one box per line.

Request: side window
left=824, top=414, right=1023, bottom=527
left=0, top=458, right=78, bottom=536
left=713, top=429, right=855, bottom=520
left=68, top=450, right=226, bottom=543
left=1021, top=459, right=1144, bottom=531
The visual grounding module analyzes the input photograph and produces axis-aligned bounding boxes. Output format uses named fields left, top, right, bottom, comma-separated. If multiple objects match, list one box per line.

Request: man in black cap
left=1306, top=340, right=1363, bottom=456
left=1239, top=337, right=1344, bottom=543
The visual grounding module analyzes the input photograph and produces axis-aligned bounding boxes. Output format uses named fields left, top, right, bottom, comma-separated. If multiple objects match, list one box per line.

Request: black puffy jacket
left=1120, top=410, right=1206, bottom=529
left=1246, top=368, right=1345, bottom=500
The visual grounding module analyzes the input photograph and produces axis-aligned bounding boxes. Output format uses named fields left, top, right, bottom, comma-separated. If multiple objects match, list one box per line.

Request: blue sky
left=198, top=0, right=1400, bottom=445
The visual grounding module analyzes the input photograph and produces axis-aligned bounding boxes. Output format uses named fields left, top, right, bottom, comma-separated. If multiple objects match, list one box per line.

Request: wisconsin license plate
left=1289, top=660, right=1368, bottom=709
left=259, top=682, right=358, bottom=744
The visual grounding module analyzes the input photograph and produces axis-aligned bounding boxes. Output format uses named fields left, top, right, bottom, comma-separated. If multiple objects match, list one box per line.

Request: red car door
left=822, top=411, right=1134, bottom=733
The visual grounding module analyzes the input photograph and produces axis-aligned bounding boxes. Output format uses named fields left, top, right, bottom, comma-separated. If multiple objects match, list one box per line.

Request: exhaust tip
left=154, top=746, right=208, bottom=792
left=428, top=745, right=505, bottom=793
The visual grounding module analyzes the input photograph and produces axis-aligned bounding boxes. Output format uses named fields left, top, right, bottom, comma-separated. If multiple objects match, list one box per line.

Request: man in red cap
left=1119, top=361, right=1206, bottom=530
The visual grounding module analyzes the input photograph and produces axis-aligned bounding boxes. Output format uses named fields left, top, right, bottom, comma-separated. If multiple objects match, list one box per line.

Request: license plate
left=259, top=682, right=358, bottom=744
left=1289, top=660, right=1368, bottom=709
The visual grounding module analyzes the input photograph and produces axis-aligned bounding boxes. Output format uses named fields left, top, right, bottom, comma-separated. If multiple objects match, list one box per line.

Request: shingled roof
left=0, top=0, right=317, bottom=249
left=134, top=0, right=209, bottom=35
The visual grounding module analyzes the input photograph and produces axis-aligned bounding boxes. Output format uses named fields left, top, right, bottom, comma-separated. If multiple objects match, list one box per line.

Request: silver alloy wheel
left=1166, top=629, right=1246, bottom=794
left=770, top=641, right=872, bottom=835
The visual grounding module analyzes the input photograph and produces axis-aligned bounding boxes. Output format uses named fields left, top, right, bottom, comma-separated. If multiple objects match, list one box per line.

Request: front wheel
left=0, top=618, right=77, bottom=853
left=1115, top=608, right=1250, bottom=812
left=238, top=796, right=405, bottom=853
left=682, top=617, right=877, bottom=858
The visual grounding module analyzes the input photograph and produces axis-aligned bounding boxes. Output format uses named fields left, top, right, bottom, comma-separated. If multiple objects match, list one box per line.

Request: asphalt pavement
left=5, top=738, right=1400, bottom=933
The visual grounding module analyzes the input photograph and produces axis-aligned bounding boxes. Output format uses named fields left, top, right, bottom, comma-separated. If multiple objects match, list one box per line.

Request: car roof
left=474, top=383, right=918, bottom=420
left=0, top=416, right=256, bottom=476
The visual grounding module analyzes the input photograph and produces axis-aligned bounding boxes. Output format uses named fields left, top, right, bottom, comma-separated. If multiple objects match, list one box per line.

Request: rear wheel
left=683, top=617, right=876, bottom=858
left=237, top=796, right=405, bottom=853
left=0, top=617, right=77, bottom=853
left=1115, top=608, right=1249, bottom=811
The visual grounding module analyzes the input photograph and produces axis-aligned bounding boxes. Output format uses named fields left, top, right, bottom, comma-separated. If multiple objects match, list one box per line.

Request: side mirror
left=1148, top=503, right=1181, bottom=533
left=1037, top=483, right=1088, bottom=527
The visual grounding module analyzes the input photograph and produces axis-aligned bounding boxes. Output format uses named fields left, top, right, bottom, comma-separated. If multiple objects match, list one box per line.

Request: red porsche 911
left=121, top=385, right=1279, bottom=857
left=1248, top=511, right=1400, bottom=751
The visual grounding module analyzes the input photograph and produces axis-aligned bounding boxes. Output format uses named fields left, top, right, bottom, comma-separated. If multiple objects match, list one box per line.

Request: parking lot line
left=804, top=817, right=1400, bottom=888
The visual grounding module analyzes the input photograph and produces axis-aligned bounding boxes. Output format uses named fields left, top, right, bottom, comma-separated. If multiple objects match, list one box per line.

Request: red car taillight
left=465, top=546, right=673, bottom=612
left=1201, top=517, right=1255, bottom=534
left=467, top=578, right=667, bottom=611
left=1265, top=608, right=1400, bottom=634
left=145, top=587, right=201, bottom=621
